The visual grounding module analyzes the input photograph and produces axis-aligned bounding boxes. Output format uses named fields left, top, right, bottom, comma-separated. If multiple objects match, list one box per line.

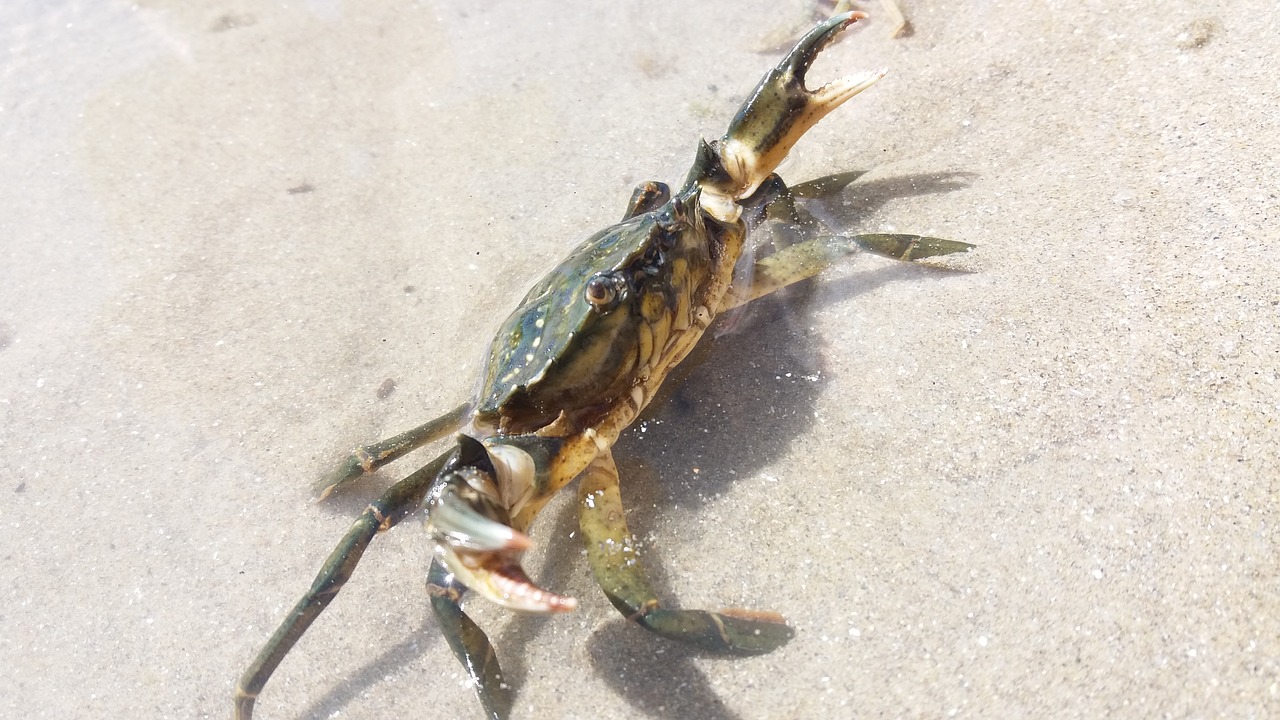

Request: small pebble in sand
left=1174, top=18, right=1219, bottom=50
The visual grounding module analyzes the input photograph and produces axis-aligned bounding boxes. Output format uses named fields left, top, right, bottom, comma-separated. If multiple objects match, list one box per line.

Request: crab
left=235, top=12, right=972, bottom=720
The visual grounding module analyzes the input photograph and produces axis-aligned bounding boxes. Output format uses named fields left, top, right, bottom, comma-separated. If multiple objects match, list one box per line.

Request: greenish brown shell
left=475, top=197, right=715, bottom=434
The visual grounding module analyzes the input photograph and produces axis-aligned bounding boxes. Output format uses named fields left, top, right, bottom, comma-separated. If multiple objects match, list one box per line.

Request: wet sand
left=1, top=1, right=1276, bottom=718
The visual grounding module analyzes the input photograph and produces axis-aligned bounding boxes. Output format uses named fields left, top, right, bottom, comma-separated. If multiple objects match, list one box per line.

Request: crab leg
left=313, top=402, right=471, bottom=499
left=234, top=449, right=452, bottom=720
left=727, top=173, right=974, bottom=309
left=578, top=452, right=794, bottom=653
left=854, top=233, right=977, bottom=261
left=721, top=233, right=975, bottom=311
left=427, top=560, right=512, bottom=720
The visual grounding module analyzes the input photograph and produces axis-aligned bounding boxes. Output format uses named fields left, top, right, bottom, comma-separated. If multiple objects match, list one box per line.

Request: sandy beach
left=1, top=1, right=1276, bottom=718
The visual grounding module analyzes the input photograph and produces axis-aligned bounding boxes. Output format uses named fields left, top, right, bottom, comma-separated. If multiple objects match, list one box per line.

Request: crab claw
left=425, top=435, right=578, bottom=614
left=709, top=11, right=883, bottom=205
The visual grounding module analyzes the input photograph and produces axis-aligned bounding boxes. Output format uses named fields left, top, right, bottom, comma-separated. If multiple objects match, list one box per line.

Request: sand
left=1, top=1, right=1276, bottom=718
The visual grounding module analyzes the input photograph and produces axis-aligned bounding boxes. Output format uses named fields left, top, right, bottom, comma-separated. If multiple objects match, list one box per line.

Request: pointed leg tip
left=718, top=607, right=789, bottom=625
left=312, top=455, right=369, bottom=499
left=713, top=607, right=796, bottom=654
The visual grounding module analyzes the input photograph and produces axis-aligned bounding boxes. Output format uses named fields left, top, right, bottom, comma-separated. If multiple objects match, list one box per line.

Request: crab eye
left=584, top=273, right=623, bottom=310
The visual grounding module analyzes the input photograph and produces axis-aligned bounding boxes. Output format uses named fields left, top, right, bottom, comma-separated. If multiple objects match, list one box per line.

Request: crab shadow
left=299, top=168, right=975, bottom=718
left=585, top=626, right=747, bottom=720
left=790, top=168, right=976, bottom=216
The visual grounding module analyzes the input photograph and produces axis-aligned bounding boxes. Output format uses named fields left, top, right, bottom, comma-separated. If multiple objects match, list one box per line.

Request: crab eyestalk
left=425, top=435, right=577, bottom=613
left=695, top=11, right=883, bottom=220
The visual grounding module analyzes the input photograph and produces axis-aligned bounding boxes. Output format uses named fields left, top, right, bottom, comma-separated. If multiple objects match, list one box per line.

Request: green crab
left=235, top=11, right=971, bottom=720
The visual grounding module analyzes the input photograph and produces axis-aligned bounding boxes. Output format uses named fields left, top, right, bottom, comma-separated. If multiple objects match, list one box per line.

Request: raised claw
left=711, top=11, right=883, bottom=204
left=426, top=436, right=577, bottom=614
